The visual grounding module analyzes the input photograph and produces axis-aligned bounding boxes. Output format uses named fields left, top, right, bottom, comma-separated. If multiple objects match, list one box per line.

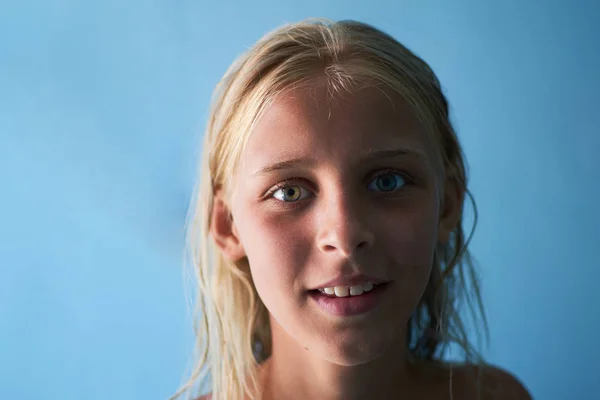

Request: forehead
left=240, top=85, right=435, bottom=174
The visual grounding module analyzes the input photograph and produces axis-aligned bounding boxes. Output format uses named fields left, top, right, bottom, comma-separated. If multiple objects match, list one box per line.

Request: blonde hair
left=171, top=18, right=488, bottom=400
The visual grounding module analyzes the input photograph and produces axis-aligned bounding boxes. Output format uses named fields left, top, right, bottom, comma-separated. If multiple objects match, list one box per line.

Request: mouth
left=309, top=281, right=389, bottom=298
left=308, top=282, right=391, bottom=317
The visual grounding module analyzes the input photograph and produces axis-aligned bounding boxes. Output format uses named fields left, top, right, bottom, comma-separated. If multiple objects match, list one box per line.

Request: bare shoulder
left=452, top=363, right=532, bottom=400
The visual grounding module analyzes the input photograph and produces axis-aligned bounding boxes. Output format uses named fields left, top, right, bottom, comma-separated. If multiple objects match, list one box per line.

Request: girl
left=172, top=18, right=531, bottom=400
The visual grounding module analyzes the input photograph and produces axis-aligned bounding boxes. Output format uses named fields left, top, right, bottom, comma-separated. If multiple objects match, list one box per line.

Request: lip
left=310, top=273, right=390, bottom=290
left=309, top=282, right=391, bottom=316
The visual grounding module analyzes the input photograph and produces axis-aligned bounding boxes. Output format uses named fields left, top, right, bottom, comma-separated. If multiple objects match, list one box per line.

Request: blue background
left=1, top=1, right=598, bottom=399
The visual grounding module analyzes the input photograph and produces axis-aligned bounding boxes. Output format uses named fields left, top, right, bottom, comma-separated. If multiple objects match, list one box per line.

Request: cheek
left=237, top=210, right=312, bottom=299
left=379, top=201, right=439, bottom=274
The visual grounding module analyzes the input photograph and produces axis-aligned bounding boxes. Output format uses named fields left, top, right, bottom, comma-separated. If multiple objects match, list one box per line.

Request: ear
left=437, top=177, right=463, bottom=244
left=210, top=190, right=247, bottom=262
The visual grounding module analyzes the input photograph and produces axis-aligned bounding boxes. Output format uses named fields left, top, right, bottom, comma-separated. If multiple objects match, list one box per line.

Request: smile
left=309, top=282, right=391, bottom=316
left=316, top=282, right=385, bottom=298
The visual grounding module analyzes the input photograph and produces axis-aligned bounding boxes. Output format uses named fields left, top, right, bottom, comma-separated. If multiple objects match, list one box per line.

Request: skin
left=209, top=84, right=531, bottom=400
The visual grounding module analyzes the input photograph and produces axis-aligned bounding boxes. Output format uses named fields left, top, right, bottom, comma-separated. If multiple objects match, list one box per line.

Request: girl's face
left=221, top=84, right=456, bottom=365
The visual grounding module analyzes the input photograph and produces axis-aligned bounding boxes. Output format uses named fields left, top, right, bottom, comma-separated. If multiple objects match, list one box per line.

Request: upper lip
left=311, top=274, right=390, bottom=290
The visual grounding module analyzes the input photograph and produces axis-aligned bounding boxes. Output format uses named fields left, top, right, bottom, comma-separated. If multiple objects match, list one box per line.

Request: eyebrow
left=250, top=148, right=427, bottom=178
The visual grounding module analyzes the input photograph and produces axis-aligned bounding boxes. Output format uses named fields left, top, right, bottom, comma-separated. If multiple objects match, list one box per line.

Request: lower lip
left=308, top=283, right=390, bottom=317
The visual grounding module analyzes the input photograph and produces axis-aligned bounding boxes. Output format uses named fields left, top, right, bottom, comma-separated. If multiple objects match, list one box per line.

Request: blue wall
left=1, top=1, right=598, bottom=399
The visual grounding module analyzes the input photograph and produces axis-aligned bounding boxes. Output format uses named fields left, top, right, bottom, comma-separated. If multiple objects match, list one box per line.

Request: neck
left=258, top=319, right=421, bottom=400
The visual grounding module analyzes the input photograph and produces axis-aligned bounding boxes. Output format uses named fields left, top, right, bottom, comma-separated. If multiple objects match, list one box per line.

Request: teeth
left=319, top=282, right=376, bottom=297
left=334, top=286, right=349, bottom=297
left=349, top=285, right=363, bottom=296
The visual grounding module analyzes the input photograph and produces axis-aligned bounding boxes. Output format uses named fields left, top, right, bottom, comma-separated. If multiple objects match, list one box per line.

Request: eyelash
left=265, top=168, right=414, bottom=201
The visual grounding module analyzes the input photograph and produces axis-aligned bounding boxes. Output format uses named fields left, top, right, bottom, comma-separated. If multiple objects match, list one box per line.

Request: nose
left=316, top=192, right=375, bottom=258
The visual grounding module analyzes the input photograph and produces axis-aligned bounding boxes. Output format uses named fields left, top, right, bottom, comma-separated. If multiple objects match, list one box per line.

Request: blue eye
left=272, top=185, right=311, bottom=202
left=269, top=170, right=409, bottom=203
left=367, top=172, right=406, bottom=192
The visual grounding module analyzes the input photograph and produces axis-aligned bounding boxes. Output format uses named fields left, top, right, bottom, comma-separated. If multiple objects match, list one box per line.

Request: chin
left=316, top=331, right=399, bottom=366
